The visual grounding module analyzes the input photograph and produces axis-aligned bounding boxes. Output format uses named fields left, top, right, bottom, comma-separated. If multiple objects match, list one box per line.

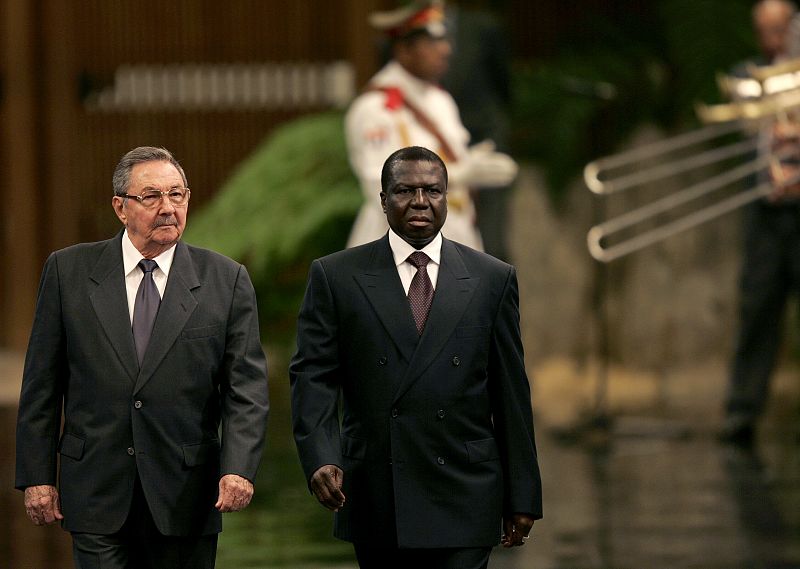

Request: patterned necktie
left=407, top=251, right=434, bottom=335
left=132, top=259, right=161, bottom=365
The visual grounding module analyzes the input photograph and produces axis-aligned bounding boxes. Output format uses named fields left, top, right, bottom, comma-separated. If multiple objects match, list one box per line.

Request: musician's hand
left=769, top=161, right=800, bottom=201
left=772, top=121, right=800, bottom=142
left=768, top=119, right=800, bottom=201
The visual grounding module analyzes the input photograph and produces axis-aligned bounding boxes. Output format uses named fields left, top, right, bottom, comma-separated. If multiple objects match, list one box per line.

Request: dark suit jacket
left=290, top=235, right=542, bottom=548
left=15, top=232, right=269, bottom=536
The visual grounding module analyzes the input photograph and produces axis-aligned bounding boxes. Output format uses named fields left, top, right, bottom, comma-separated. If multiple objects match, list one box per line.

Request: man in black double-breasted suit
left=15, top=146, right=269, bottom=568
left=290, top=146, right=542, bottom=569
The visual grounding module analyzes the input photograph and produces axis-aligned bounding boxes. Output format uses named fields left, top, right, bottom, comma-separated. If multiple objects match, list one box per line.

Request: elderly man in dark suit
left=290, top=146, right=541, bottom=569
left=15, top=146, right=269, bottom=569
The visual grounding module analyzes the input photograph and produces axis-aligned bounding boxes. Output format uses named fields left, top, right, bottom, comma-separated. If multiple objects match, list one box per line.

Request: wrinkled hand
left=455, top=139, right=518, bottom=188
left=215, top=474, right=254, bottom=513
left=24, top=485, right=64, bottom=525
left=501, top=513, right=535, bottom=548
left=310, top=464, right=345, bottom=512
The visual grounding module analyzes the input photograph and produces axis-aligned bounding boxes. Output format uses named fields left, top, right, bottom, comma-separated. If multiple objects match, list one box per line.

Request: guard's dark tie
left=407, top=251, right=434, bottom=335
left=132, top=259, right=161, bottom=365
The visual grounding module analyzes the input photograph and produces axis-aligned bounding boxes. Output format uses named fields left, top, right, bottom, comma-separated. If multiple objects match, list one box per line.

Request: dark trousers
left=71, top=477, right=217, bottom=569
left=727, top=201, right=800, bottom=423
left=354, top=543, right=492, bottom=569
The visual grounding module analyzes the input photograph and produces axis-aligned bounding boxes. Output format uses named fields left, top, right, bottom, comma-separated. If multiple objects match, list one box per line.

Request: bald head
left=753, top=0, right=797, bottom=60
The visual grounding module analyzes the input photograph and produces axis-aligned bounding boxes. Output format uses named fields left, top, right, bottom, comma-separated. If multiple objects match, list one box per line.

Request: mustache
left=153, top=216, right=178, bottom=228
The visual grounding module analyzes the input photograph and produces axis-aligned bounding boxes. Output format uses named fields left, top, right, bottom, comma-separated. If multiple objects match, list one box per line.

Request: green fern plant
left=184, top=111, right=361, bottom=341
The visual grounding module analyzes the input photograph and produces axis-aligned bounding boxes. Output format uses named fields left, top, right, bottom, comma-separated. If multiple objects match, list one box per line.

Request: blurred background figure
left=344, top=0, right=518, bottom=251
left=721, top=0, right=800, bottom=446
left=441, top=0, right=515, bottom=261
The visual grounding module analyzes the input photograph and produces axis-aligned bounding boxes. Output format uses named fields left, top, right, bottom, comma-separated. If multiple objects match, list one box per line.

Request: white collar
left=121, top=230, right=177, bottom=277
left=388, top=229, right=442, bottom=268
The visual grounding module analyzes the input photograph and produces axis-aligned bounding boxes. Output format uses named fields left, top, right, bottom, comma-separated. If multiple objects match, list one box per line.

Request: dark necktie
left=407, top=251, right=434, bottom=335
left=132, top=259, right=161, bottom=365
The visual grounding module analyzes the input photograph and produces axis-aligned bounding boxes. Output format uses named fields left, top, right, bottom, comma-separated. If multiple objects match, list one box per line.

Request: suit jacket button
left=134, top=400, right=143, bottom=409
left=452, top=356, right=460, bottom=366
left=391, top=408, right=399, bottom=418
left=127, top=447, right=135, bottom=456
left=437, top=409, right=446, bottom=419
left=378, top=356, right=388, bottom=366
left=437, top=456, right=445, bottom=465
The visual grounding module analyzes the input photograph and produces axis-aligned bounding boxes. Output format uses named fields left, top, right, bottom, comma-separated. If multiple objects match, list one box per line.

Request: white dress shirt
left=121, top=230, right=176, bottom=324
left=388, top=229, right=442, bottom=294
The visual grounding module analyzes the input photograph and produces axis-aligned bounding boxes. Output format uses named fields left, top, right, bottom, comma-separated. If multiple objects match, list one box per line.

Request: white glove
left=449, top=140, right=519, bottom=189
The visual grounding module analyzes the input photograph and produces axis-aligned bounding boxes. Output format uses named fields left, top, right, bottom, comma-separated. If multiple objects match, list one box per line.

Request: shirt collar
left=388, top=229, right=442, bottom=267
left=121, top=230, right=177, bottom=277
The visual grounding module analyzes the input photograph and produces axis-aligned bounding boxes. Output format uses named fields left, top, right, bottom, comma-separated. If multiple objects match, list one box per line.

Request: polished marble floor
left=2, top=354, right=798, bottom=569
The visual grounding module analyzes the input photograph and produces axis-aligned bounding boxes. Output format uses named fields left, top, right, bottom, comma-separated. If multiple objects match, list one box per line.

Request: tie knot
left=138, top=259, right=158, bottom=274
left=407, top=251, right=430, bottom=269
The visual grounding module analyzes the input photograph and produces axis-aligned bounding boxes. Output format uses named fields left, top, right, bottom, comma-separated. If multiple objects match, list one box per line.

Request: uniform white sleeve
left=432, top=90, right=517, bottom=189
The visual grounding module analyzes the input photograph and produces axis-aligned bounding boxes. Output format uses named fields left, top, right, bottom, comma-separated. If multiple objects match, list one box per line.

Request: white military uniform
left=345, top=60, right=483, bottom=250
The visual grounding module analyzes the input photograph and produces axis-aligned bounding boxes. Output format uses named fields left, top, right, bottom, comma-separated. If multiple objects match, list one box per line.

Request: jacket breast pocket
left=465, top=437, right=500, bottom=463
left=182, top=439, right=220, bottom=467
left=182, top=324, right=223, bottom=340
left=58, top=433, right=85, bottom=461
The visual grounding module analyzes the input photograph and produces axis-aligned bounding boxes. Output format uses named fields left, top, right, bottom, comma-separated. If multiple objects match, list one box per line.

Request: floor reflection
left=2, top=377, right=799, bottom=569
left=494, top=420, right=800, bottom=569
left=0, top=405, right=74, bottom=569
left=724, top=445, right=793, bottom=567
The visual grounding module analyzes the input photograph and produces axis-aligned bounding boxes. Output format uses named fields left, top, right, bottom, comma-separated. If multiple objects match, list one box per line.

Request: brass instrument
left=585, top=57, right=800, bottom=263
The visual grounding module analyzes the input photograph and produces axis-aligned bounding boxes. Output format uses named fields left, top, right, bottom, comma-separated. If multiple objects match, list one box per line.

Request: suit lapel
left=89, top=234, right=139, bottom=383
left=134, top=241, right=199, bottom=393
left=392, top=238, right=479, bottom=403
left=353, top=236, right=419, bottom=364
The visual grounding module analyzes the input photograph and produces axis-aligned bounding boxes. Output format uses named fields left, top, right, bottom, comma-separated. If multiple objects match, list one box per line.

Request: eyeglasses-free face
left=381, top=159, right=447, bottom=249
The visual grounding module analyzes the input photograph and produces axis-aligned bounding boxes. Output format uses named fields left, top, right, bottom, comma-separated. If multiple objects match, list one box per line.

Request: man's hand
left=768, top=122, right=800, bottom=201
left=215, top=474, right=254, bottom=513
left=501, top=513, right=535, bottom=548
left=24, top=485, right=64, bottom=525
left=310, top=464, right=345, bottom=512
left=769, top=160, right=800, bottom=201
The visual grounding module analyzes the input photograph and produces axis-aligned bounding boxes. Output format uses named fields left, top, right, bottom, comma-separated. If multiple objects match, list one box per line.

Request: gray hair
left=112, top=146, right=187, bottom=196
